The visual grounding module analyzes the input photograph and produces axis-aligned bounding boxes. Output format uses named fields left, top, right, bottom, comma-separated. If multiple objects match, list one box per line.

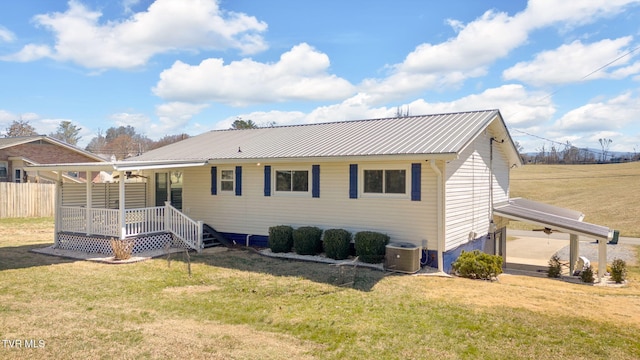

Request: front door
left=155, top=173, right=168, bottom=207
left=170, top=171, right=183, bottom=210
left=155, top=171, right=183, bottom=210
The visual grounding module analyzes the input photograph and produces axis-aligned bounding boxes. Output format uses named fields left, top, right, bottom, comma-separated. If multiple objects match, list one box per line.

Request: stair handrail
left=164, top=202, right=203, bottom=252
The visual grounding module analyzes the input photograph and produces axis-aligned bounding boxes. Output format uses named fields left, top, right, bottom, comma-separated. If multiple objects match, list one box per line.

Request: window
left=275, top=170, right=309, bottom=192
left=220, top=170, right=234, bottom=191
left=0, top=161, right=7, bottom=179
left=363, top=169, right=406, bottom=194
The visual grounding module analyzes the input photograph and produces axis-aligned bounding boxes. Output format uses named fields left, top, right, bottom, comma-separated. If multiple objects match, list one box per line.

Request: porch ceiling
left=493, top=198, right=612, bottom=241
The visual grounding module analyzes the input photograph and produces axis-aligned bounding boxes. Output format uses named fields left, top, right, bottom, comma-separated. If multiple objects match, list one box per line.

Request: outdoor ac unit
left=384, top=242, right=421, bottom=274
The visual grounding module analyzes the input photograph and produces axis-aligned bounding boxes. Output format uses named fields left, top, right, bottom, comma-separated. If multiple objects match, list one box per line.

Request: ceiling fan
left=532, top=227, right=554, bottom=235
left=113, top=171, right=148, bottom=179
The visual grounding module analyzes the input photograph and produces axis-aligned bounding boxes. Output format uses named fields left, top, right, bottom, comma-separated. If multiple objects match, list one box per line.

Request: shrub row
left=268, top=225, right=388, bottom=263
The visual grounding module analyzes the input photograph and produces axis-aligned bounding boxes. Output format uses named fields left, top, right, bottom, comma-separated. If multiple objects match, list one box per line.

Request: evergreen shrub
left=451, top=250, right=503, bottom=280
left=610, top=258, right=627, bottom=284
left=323, top=229, right=352, bottom=260
left=268, top=225, right=293, bottom=253
left=354, top=231, right=389, bottom=263
left=547, top=254, right=562, bottom=278
left=580, top=265, right=595, bottom=283
left=293, top=226, right=323, bottom=255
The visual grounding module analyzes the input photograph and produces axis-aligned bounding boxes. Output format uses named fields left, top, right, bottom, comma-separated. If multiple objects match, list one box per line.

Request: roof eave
left=206, top=153, right=459, bottom=164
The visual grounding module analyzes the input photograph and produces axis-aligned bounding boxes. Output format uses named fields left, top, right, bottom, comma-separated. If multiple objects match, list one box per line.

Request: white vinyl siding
left=182, top=160, right=439, bottom=249
left=444, top=131, right=498, bottom=251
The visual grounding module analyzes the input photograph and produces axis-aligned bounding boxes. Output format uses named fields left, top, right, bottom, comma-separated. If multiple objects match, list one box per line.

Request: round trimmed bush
left=323, top=229, right=352, bottom=260
left=268, top=225, right=293, bottom=253
left=354, top=231, right=389, bottom=263
left=293, top=226, right=323, bottom=255
left=452, top=250, right=503, bottom=280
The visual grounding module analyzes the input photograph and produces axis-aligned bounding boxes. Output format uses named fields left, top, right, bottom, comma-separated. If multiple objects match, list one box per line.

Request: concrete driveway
left=506, top=230, right=640, bottom=270
left=506, top=230, right=569, bottom=267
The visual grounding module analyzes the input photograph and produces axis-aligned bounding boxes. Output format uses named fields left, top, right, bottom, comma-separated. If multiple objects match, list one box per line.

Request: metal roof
left=131, top=110, right=515, bottom=162
left=494, top=198, right=612, bottom=240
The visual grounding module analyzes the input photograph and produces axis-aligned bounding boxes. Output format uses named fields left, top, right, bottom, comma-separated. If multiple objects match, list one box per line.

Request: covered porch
left=27, top=160, right=209, bottom=255
left=494, top=198, right=614, bottom=279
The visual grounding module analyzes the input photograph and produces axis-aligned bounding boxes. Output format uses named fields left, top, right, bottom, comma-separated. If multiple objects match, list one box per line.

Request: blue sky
left=1, top=0, right=639, bottom=154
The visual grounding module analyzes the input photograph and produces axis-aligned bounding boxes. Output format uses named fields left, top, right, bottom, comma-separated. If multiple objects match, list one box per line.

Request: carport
left=494, top=198, right=613, bottom=279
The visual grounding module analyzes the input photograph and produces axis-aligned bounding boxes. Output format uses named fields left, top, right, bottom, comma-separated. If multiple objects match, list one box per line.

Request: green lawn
left=2, top=218, right=640, bottom=359
left=510, top=162, right=640, bottom=237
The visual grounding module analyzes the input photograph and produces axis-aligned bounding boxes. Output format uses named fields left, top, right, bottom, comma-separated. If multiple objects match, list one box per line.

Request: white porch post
left=598, top=236, right=607, bottom=280
left=164, top=201, right=171, bottom=233
left=119, top=173, right=126, bottom=239
left=54, top=171, right=62, bottom=247
left=569, top=234, right=579, bottom=275
left=86, top=172, right=92, bottom=235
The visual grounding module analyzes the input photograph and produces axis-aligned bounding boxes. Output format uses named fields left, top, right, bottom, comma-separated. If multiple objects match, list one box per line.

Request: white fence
left=0, top=182, right=56, bottom=218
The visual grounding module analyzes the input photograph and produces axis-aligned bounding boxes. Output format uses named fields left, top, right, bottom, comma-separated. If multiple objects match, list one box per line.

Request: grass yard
left=2, top=218, right=640, bottom=359
left=510, top=162, right=640, bottom=237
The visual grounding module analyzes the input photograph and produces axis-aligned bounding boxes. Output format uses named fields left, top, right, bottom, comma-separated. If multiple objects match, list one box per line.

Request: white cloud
left=0, top=44, right=52, bottom=62
left=5, top=0, right=268, bottom=69
left=358, top=0, right=640, bottom=103
left=153, top=102, right=209, bottom=137
left=153, top=43, right=356, bottom=105
left=503, top=37, right=637, bottom=86
left=0, top=26, right=15, bottom=42
left=553, top=92, right=640, bottom=132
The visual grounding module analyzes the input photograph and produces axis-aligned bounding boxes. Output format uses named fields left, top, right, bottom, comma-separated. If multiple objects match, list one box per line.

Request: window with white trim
left=275, top=170, right=309, bottom=192
left=0, top=161, right=7, bottom=180
left=220, top=169, right=235, bottom=192
left=363, top=169, right=406, bottom=194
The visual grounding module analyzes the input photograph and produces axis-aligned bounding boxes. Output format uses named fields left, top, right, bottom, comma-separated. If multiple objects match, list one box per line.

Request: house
left=0, top=135, right=105, bottom=183
left=27, top=110, right=612, bottom=276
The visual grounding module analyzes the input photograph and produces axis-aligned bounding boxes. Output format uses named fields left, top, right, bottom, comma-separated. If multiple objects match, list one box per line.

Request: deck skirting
left=56, top=232, right=188, bottom=255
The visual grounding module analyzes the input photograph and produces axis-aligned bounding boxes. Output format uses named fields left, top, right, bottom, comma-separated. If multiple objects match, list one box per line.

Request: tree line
left=2, top=119, right=189, bottom=160
left=3, top=116, right=269, bottom=160
left=521, top=138, right=640, bottom=164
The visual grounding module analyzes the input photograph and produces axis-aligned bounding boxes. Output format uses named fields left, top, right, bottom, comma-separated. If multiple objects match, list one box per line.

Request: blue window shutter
left=235, top=166, right=242, bottom=196
left=264, top=165, right=271, bottom=196
left=210, top=166, right=217, bottom=195
left=312, top=165, right=320, bottom=198
left=349, top=164, right=358, bottom=199
left=411, top=163, right=421, bottom=201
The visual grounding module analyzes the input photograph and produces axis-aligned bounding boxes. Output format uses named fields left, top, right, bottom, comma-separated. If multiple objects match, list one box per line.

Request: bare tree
left=5, top=119, right=37, bottom=137
left=598, top=138, right=613, bottom=162
left=395, top=106, right=410, bottom=117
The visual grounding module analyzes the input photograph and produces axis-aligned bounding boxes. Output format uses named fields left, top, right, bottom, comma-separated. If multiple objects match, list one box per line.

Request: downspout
left=429, top=160, right=445, bottom=272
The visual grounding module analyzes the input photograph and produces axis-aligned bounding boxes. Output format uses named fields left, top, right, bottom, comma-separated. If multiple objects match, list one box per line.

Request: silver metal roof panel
left=131, top=110, right=502, bottom=162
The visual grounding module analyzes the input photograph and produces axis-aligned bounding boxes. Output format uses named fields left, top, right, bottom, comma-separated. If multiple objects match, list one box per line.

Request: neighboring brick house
left=0, top=135, right=105, bottom=183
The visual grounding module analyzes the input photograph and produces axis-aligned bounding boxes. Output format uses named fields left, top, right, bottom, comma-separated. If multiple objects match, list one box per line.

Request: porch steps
left=202, top=223, right=233, bottom=248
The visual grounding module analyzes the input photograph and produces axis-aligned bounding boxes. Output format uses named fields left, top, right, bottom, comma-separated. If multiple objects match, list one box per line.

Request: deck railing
left=58, top=204, right=202, bottom=251
left=165, top=203, right=203, bottom=251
